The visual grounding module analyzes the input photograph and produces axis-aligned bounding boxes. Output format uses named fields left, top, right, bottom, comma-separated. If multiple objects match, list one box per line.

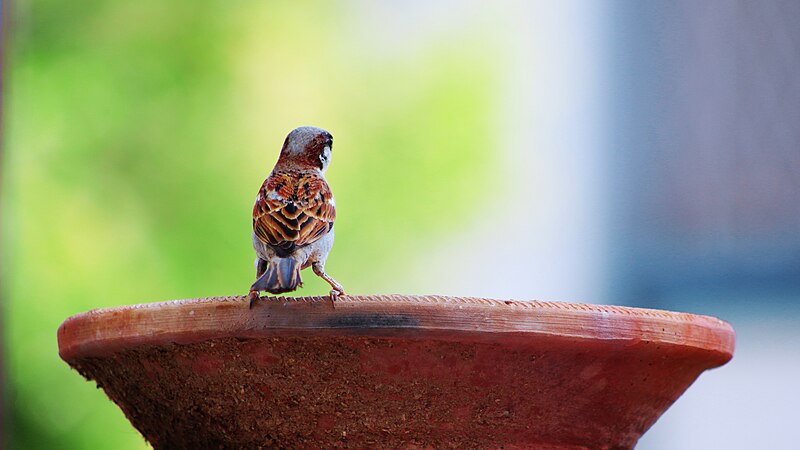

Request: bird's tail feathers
left=251, top=258, right=302, bottom=294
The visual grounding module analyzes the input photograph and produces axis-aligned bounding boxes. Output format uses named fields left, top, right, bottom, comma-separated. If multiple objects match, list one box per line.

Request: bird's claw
left=248, top=290, right=260, bottom=309
left=329, top=288, right=345, bottom=307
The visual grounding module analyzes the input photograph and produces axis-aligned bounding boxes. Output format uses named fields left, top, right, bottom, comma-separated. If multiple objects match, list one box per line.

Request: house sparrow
left=248, top=126, right=346, bottom=307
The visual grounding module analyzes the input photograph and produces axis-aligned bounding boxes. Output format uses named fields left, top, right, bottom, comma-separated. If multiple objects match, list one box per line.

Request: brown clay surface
left=58, top=295, right=735, bottom=449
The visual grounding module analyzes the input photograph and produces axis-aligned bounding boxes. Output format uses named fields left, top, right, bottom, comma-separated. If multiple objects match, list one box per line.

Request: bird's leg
left=311, top=262, right=345, bottom=304
left=248, top=258, right=269, bottom=309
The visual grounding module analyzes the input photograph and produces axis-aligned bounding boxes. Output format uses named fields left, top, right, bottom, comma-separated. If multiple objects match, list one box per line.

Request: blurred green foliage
left=3, top=1, right=498, bottom=448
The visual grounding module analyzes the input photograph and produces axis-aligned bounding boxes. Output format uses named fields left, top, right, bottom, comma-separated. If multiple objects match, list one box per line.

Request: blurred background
left=2, top=0, right=798, bottom=448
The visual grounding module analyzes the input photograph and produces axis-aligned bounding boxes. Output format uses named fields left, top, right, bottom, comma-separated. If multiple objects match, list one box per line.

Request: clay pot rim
left=57, top=295, right=735, bottom=364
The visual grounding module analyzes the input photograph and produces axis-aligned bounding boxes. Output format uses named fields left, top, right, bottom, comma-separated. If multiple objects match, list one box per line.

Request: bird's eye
left=319, top=146, right=331, bottom=169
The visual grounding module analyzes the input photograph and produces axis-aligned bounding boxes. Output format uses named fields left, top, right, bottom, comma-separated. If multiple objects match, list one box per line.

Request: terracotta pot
left=58, top=295, right=734, bottom=449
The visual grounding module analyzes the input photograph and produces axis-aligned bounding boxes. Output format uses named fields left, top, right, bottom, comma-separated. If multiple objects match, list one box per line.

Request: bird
left=247, top=126, right=346, bottom=308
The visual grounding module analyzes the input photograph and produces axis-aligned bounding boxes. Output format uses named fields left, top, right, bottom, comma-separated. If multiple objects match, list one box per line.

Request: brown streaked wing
left=252, top=170, right=336, bottom=250
left=294, top=172, right=335, bottom=247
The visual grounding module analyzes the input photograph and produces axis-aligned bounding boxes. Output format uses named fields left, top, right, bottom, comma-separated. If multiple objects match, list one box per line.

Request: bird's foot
left=248, top=290, right=260, bottom=309
left=329, top=288, right=345, bottom=307
left=310, top=262, right=345, bottom=308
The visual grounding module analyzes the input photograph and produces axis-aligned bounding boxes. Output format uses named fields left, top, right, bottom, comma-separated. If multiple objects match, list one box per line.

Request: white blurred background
left=396, top=1, right=800, bottom=449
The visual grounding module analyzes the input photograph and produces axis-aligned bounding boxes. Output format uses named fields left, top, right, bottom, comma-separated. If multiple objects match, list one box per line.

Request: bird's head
left=278, top=126, right=334, bottom=172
